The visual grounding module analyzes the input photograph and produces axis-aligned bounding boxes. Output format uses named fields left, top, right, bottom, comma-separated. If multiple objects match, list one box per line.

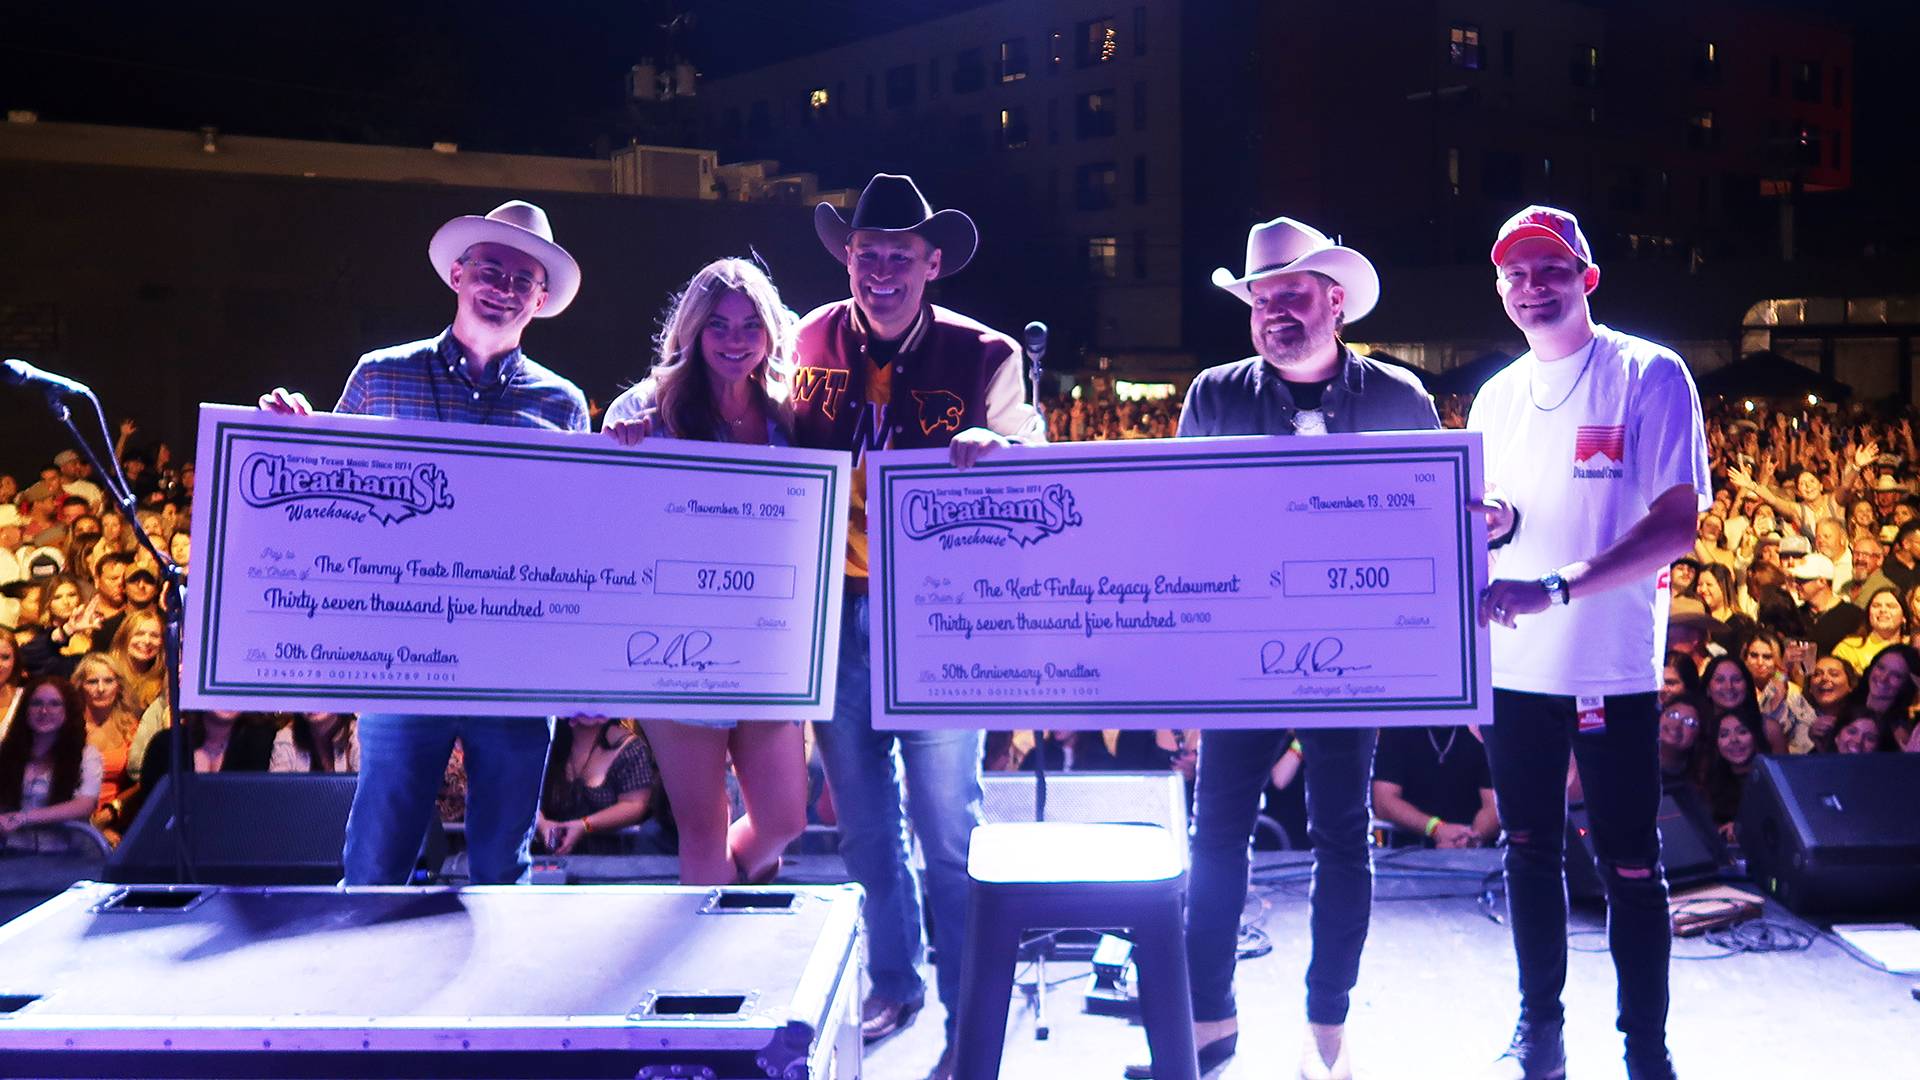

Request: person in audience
left=1660, top=649, right=1706, bottom=706
left=535, top=717, right=657, bottom=856
left=601, top=257, right=809, bottom=886
left=269, top=713, right=361, bottom=773
left=1832, top=586, right=1908, bottom=676
left=1739, top=630, right=1806, bottom=753
left=106, top=608, right=167, bottom=716
left=1697, top=705, right=1767, bottom=840
left=0, top=675, right=101, bottom=851
left=19, top=573, right=97, bottom=679
left=1846, top=643, right=1920, bottom=748
left=1802, top=655, right=1855, bottom=753
left=1371, top=725, right=1499, bottom=848
left=139, top=709, right=276, bottom=792
left=70, top=653, right=139, bottom=836
left=122, top=567, right=160, bottom=615
left=1657, top=696, right=1706, bottom=791
left=1830, top=705, right=1892, bottom=754
left=0, top=634, right=21, bottom=745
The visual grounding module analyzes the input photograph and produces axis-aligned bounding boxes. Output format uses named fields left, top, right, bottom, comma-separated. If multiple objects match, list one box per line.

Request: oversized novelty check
left=868, top=432, right=1490, bottom=729
left=183, top=406, right=849, bottom=719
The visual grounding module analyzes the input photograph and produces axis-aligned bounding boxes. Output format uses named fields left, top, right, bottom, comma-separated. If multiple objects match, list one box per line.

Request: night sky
left=1, top=2, right=994, bottom=156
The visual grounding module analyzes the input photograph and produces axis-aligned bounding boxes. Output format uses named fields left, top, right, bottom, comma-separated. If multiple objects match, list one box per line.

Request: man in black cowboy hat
left=258, top=199, right=590, bottom=888
left=791, top=173, right=1043, bottom=1077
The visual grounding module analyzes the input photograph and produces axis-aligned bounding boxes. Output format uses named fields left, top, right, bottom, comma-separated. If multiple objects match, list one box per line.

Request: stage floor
left=0, top=850, right=1909, bottom=1078
left=863, top=849, right=1914, bottom=1079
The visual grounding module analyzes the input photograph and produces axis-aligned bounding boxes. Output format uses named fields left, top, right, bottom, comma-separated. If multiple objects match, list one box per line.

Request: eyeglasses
left=1662, top=711, right=1700, bottom=728
left=459, top=258, right=545, bottom=298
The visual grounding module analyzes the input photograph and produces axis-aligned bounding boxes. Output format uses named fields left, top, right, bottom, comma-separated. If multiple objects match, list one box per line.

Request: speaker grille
left=109, top=774, right=359, bottom=884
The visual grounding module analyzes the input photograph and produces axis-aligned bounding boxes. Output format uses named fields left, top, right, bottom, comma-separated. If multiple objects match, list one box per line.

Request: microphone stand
left=17, top=373, right=196, bottom=882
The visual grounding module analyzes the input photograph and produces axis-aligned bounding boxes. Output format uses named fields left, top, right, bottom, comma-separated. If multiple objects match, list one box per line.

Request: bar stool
left=953, top=821, right=1197, bottom=1080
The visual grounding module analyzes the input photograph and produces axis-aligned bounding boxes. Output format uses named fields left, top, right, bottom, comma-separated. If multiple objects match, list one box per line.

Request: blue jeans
left=1187, top=727, right=1376, bottom=1025
left=814, top=594, right=984, bottom=1020
left=344, top=714, right=554, bottom=886
left=1485, top=690, right=1670, bottom=1062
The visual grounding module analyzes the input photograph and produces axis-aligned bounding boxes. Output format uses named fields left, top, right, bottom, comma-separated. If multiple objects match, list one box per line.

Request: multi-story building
left=694, top=2, right=1188, bottom=381
left=698, top=0, right=1877, bottom=395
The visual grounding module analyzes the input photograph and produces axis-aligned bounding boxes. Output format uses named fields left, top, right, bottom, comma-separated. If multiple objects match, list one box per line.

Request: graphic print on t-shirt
left=1573, top=424, right=1626, bottom=480
left=912, top=389, right=966, bottom=434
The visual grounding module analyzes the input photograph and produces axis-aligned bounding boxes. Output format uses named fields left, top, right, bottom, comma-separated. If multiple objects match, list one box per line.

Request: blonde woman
left=601, top=258, right=808, bottom=884
left=107, top=608, right=167, bottom=716
left=70, top=653, right=139, bottom=835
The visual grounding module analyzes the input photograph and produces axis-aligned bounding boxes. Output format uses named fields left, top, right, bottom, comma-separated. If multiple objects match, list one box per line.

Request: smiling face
left=1717, top=714, right=1757, bottom=766
left=1836, top=717, right=1882, bottom=753
left=846, top=230, right=940, bottom=339
left=1660, top=702, right=1701, bottom=751
left=450, top=241, right=549, bottom=334
left=24, top=684, right=68, bottom=736
left=126, top=619, right=162, bottom=664
left=1866, top=650, right=1912, bottom=702
left=1807, top=656, right=1853, bottom=709
left=1708, top=660, right=1751, bottom=712
left=1696, top=571, right=1726, bottom=611
left=1247, top=271, right=1344, bottom=374
left=697, top=288, right=770, bottom=390
left=1868, top=590, right=1905, bottom=637
left=1496, top=237, right=1594, bottom=341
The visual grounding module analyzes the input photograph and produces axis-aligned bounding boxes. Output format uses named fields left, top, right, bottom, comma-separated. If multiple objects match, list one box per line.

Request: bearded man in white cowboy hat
left=259, top=199, right=589, bottom=886
left=789, top=173, right=1043, bottom=1080
left=1125, top=218, right=1439, bottom=1080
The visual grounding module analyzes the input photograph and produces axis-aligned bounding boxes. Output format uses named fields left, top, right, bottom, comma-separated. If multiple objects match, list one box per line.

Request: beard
left=1255, top=315, right=1337, bottom=371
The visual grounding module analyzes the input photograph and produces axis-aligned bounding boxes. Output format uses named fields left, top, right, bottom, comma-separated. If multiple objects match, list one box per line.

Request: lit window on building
left=1086, top=236, right=1119, bottom=279
left=1570, top=45, right=1601, bottom=88
left=1688, top=110, right=1715, bottom=149
left=1449, top=25, right=1482, bottom=70
left=1078, top=17, right=1118, bottom=67
left=1000, top=107, right=1030, bottom=150
left=1000, top=38, right=1028, bottom=81
left=809, top=88, right=829, bottom=111
left=1694, top=40, right=1719, bottom=80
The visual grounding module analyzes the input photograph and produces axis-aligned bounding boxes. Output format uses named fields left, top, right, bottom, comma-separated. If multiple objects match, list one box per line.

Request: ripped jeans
left=1485, top=690, right=1671, bottom=1062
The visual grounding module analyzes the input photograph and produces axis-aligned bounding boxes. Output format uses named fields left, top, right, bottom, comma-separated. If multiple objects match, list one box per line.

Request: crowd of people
left=3, top=177, right=1914, bottom=1077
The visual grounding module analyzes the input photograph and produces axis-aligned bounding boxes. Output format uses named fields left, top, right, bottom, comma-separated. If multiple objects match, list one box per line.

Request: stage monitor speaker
left=1565, top=790, right=1721, bottom=903
left=981, top=771, right=1189, bottom=848
left=1736, top=753, right=1920, bottom=917
left=108, top=774, right=359, bottom=886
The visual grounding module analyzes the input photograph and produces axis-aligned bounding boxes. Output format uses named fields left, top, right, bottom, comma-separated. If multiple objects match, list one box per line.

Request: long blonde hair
left=108, top=608, right=168, bottom=715
left=70, top=652, right=138, bottom=747
left=645, top=258, right=795, bottom=441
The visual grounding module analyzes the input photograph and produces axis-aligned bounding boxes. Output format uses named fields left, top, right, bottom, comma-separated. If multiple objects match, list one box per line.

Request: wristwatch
left=1540, top=570, right=1571, bottom=606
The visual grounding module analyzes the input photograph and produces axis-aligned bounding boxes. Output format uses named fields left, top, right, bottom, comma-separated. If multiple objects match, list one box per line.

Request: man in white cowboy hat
left=1126, top=217, right=1438, bottom=1080
left=1470, top=205, right=1708, bottom=1080
left=259, top=199, right=589, bottom=886
left=789, top=173, right=1043, bottom=1078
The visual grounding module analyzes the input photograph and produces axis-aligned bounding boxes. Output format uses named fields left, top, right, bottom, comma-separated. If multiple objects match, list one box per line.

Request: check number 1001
left=1276, top=558, right=1436, bottom=598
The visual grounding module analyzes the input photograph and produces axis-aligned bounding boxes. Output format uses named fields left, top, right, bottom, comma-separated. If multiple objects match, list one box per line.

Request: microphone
left=1023, top=321, right=1048, bottom=364
left=2, top=358, right=94, bottom=399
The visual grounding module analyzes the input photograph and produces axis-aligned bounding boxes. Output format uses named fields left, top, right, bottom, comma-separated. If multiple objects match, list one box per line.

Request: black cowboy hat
left=814, top=174, right=978, bottom=279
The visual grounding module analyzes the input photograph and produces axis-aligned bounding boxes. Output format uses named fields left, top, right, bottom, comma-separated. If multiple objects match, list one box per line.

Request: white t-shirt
left=1468, top=325, right=1711, bottom=696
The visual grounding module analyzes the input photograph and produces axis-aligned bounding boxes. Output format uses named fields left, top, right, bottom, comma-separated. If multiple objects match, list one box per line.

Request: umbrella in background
left=1696, top=351, right=1853, bottom=401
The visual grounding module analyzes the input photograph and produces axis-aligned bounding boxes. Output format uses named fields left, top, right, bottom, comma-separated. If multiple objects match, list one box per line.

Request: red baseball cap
left=1490, top=205, right=1594, bottom=266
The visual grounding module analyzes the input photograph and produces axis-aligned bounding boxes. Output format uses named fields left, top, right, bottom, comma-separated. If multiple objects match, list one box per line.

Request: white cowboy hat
left=427, top=200, right=581, bottom=318
left=1211, top=216, right=1380, bottom=323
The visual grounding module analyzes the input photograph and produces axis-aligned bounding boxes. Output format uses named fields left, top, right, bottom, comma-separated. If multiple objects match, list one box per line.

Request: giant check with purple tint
left=183, top=407, right=849, bottom=719
left=868, top=432, right=1490, bottom=729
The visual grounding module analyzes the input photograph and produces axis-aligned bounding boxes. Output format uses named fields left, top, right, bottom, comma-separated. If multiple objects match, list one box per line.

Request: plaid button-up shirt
left=335, top=327, right=589, bottom=432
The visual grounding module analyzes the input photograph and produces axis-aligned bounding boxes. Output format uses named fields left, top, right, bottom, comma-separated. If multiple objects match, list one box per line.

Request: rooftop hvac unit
left=611, top=145, right=717, bottom=199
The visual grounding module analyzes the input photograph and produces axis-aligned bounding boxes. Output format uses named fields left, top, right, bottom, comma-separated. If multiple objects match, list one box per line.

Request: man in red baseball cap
left=1468, top=206, right=1710, bottom=1080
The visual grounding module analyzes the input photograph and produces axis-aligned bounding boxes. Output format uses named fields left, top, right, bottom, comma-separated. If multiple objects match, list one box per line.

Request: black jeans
left=1186, top=727, right=1376, bottom=1025
left=1485, top=689, right=1671, bottom=1061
